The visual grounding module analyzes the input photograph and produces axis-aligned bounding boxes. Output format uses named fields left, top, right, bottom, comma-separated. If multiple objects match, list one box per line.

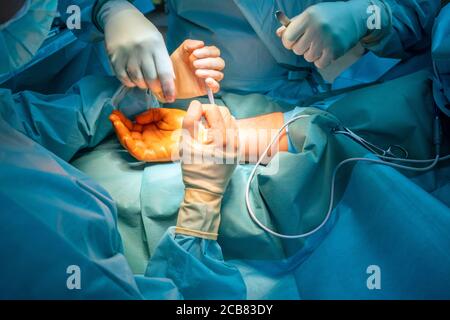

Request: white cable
left=334, top=130, right=450, bottom=163
left=245, top=114, right=450, bottom=240
left=378, top=153, right=450, bottom=163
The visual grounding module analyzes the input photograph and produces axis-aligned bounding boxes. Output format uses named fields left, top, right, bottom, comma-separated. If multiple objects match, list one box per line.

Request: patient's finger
left=183, top=40, right=204, bottom=66
left=192, top=46, right=221, bottom=59
left=110, top=113, right=131, bottom=138
left=205, top=77, right=220, bottom=93
left=111, top=110, right=133, bottom=130
left=131, top=131, right=143, bottom=140
left=110, top=114, right=132, bottom=147
left=182, top=39, right=205, bottom=53
left=195, top=69, right=224, bottom=81
left=193, top=57, right=225, bottom=70
left=135, top=108, right=164, bottom=125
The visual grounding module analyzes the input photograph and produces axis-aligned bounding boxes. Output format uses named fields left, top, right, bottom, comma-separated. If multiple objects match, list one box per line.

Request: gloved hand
left=100, top=0, right=176, bottom=101
left=153, top=39, right=225, bottom=102
left=109, top=108, right=186, bottom=162
left=175, top=100, right=239, bottom=240
left=99, top=1, right=225, bottom=102
left=277, top=0, right=390, bottom=69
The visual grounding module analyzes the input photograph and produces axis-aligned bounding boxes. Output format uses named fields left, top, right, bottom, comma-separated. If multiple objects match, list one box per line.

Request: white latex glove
left=277, top=0, right=390, bottom=69
left=175, top=101, right=238, bottom=240
left=99, top=0, right=176, bottom=102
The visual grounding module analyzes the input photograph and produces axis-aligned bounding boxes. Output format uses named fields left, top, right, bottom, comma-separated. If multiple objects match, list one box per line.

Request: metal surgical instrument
left=334, top=127, right=409, bottom=159
left=275, top=10, right=291, bottom=27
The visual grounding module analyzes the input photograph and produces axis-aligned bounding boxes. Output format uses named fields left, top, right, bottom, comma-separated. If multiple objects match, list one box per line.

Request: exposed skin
left=110, top=38, right=286, bottom=163
left=151, top=40, right=225, bottom=102
left=109, top=39, right=226, bottom=162
left=109, top=108, right=186, bottom=162
left=110, top=108, right=288, bottom=163
left=237, top=112, right=288, bottom=163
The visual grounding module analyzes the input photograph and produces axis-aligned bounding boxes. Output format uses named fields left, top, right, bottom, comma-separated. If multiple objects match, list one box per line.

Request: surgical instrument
left=275, top=10, right=291, bottom=27
left=207, top=86, right=215, bottom=105
left=201, top=83, right=215, bottom=142
left=333, top=127, right=409, bottom=159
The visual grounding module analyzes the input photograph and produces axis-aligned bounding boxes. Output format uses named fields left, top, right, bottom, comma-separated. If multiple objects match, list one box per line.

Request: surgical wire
left=207, top=87, right=215, bottom=105
left=245, top=114, right=450, bottom=240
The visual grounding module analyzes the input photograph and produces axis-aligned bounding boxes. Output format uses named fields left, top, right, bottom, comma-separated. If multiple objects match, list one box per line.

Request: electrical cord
left=245, top=114, right=449, bottom=240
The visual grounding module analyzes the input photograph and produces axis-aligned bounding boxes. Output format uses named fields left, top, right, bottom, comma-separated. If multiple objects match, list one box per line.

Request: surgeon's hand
left=152, top=40, right=225, bottom=102
left=109, top=108, right=186, bottom=162
left=277, top=0, right=385, bottom=69
left=101, top=1, right=176, bottom=102
left=175, top=100, right=238, bottom=240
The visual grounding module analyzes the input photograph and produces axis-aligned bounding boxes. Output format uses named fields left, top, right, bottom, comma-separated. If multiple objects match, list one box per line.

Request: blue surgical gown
left=156, top=0, right=439, bottom=103
left=1, top=1, right=154, bottom=95
left=0, top=76, right=245, bottom=299
left=1, top=1, right=105, bottom=94
left=432, top=3, right=450, bottom=117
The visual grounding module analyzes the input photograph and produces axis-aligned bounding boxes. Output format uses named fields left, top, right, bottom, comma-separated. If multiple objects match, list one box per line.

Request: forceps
left=335, top=127, right=409, bottom=159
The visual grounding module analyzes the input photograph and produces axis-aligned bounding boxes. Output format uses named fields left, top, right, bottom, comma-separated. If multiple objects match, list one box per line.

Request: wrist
left=237, top=112, right=288, bottom=163
left=175, top=188, right=223, bottom=240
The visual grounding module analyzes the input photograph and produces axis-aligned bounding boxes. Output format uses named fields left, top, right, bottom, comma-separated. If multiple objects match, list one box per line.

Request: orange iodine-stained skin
left=109, top=108, right=186, bottom=162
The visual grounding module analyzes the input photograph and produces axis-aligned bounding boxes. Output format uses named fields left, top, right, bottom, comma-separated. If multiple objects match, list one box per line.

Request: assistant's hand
left=101, top=1, right=176, bottom=101
left=109, top=108, right=186, bottom=162
left=152, top=40, right=225, bottom=102
left=277, top=0, right=374, bottom=69
left=179, top=101, right=238, bottom=194
left=175, top=100, right=239, bottom=240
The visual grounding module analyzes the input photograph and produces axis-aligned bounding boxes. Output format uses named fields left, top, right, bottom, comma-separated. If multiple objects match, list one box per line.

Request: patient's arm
left=237, top=112, right=288, bottom=163
left=110, top=109, right=288, bottom=163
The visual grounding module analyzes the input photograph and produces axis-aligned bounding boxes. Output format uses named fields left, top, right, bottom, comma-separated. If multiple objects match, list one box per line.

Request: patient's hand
left=109, top=108, right=186, bottom=162
left=151, top=40, right=225, bottom=102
